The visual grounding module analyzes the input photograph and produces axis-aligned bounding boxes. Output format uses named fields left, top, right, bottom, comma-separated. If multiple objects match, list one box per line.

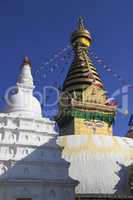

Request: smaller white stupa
left=5, top=56, right=42, bottom=118
left=0, top=57, right=77, bottom=200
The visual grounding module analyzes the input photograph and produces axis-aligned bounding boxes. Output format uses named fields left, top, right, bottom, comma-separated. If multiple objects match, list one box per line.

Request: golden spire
left=71, top=16, right=92, bottom=47
left=22, top=56, right=32, bottom=67
left=63, top=17, right=103, bottom=92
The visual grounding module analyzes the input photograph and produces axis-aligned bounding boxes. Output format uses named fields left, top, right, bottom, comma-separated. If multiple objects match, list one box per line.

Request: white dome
left=5, top=88, right=42, bottom=117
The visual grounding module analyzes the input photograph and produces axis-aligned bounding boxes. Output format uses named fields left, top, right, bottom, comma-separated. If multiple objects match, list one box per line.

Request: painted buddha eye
left=96, top=124, right=103, bottom=128
left=84, top=121, right=93, bottom=127
left=95, top=121, right=104, bottom=127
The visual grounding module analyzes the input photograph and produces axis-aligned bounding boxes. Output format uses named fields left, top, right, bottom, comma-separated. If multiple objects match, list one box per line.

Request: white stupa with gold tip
left=5, top=56, right=42, bottom=117
left=0, top=57, right=77, bottom=200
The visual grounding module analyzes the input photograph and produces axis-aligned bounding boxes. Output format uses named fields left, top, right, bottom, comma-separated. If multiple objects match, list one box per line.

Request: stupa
left=0, top=56, right=77, bottom=200
left=57, top=18, right=133, bottom=199
left=56, top=17, right=116, bottom=136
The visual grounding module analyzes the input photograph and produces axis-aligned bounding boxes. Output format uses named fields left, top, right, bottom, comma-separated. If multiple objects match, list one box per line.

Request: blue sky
left=0, top=0, right=133, bottom=136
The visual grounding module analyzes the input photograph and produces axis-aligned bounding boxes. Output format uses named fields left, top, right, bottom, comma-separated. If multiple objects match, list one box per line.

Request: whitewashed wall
left=0, top=113, right=77, bottom=200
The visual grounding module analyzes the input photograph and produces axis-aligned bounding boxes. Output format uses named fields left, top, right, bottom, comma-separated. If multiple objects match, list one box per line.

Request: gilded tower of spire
left=56, top=17, right=116, bottom=136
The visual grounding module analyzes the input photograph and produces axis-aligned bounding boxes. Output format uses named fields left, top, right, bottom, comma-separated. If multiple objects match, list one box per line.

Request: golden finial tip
left=78, top=16, right=85, bottom=30
left=22, top=56, right=31, bottom=67
left=71, top=17, right=92, bottom=47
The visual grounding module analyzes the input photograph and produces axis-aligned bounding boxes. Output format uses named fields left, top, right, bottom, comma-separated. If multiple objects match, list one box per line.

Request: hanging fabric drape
left=66, top=109, right=115, bottom=126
